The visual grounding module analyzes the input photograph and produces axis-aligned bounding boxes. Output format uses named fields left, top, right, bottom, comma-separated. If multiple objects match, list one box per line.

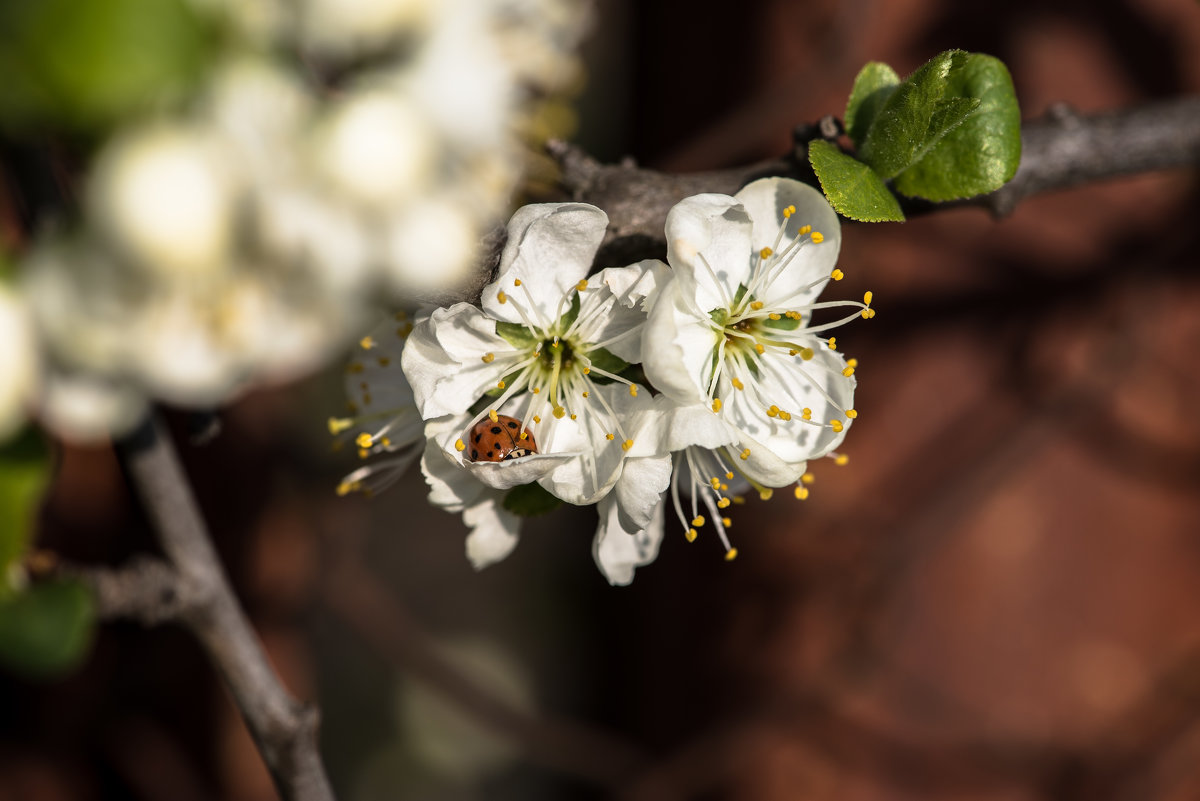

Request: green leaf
left=0, top=579, right=95, bottom=679
left=808, top=141, right=905, bottom=222
left=892, top=53, right=1022, bottom=201
left=858, top=50, right=980, bottom=180
left=844, top=61, right=900, bottom=146
left=0, top=428, right=51, bottom=597
left=0, top=0, right=214, bottom=131
left=502, top=483, right=562, bottom=517
left=495, top=321, right=539, bottom=350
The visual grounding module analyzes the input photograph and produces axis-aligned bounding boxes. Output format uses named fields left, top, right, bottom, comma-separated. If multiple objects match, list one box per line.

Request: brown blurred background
left=5, top=0, right=1200, bottom=799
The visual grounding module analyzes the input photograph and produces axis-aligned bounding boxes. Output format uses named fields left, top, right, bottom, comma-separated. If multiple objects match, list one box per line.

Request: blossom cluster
left=3, top=0, right=590, bottom=442
left=334, top=177, right=873, bottom=584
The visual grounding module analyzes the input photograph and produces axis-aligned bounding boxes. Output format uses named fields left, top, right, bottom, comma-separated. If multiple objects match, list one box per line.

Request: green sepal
left=583, top=347, right=629, bottom=383
left=808, top=140, right=905, bottom=222
left=557, top=292, right=582, bottom=333
left=761, top=315, right=801, bottom=331
left=0, top=579, right=95, bottom=679
left=502, top=482, right=562, bottom=517
left=844, top=61, right=900, bottom=146
left=495, top=322, right=538, bottom=350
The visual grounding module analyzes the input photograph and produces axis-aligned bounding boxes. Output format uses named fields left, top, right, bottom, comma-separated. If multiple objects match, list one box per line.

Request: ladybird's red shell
left=466, top=415, right=538, bottom=462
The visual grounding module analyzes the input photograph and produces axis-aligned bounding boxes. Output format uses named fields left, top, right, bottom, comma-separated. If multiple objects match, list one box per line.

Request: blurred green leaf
left=844, top=61, right=900, bottom=146
left=858, top=50, right=980, bottom=181
left=0, top=427, right=51, bottom=595
left=892, top=53, right=1022, bottom=201
left=502, top=483, right=561, bottom=517
left=0, top=579, right=95, bottom=679
left=808, top=141, right=905, bottom=222
left=0, top=0, right=213, bottom=131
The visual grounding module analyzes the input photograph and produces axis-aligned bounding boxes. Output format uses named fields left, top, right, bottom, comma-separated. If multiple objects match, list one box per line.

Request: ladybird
left=467, top=415, right=538, bottom=462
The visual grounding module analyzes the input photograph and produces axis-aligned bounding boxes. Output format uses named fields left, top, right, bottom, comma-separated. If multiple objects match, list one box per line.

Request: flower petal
left=612, top=453, right=673, bottom=533
left=582, top=259, right=669, bottom=364
left=642, top=280, right=719, bottom=406
left=664, top=193, right=754, bottom=313
left=735, top=177, right=842, bottom=309
left=463, top=495, right=523, bottom=570
left=481, top=202, right=608, bottom=327
left=593, top=487, right=666, bottom=586
left=402, top=302, right=516, bottom=418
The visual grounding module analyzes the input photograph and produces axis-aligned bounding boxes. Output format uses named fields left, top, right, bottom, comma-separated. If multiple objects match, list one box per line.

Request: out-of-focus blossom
left=0, top=286, right=37, bottom=440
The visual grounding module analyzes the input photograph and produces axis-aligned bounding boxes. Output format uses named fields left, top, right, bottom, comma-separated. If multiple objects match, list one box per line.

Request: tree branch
left=113, top=414, right=336, bottom=801
left=550, top=95, right=1200, bottom=266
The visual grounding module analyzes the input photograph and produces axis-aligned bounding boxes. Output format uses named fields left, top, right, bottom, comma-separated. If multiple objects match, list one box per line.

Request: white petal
left=463, top=495, right=523, bottom=570
left=593, top=489, right=666, bottom=586
left=463, top=452, right=576, bottom=491
left=583, top=259, right=669, bottom=364
left=421, top=429, right=484, bottom=512
left=664, top=193, right=754, bottom=313
left=481, top=203, right=607, bottom=327
left=401, top=303, right=516, bottom=418
left=735, top=177, right=842, bottom=310
left=612, top=453, right=673, bottom=533
left=641, top=281, right=719, bottom=406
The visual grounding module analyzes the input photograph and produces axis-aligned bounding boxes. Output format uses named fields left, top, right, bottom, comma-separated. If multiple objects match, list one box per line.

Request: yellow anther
left=622, top=439, right=634, bottom=451
left=606, top=433, right=615, bottom=441
left=780, top=411, right=792, bottom=421
left=835, top=453, right=850, bottom=466
left=378, top=356, right=391, bottom=367
left=722, top=517, right=732, bottom=527
left=712, top=398, right=723, bottom=413
left=798, top=224, right=810, bottom=234
left=356, top=432, right=373, bottom=448
left=783, top=205, right=796, bottom=218
left=720, top=483, right=729, bottom=491
left=717, top=497, right=731, bottom=509
left=346, top=362, right=364, bottom=374
left=482, top=353, right=495, bottom=363
left=531, top=387, right=541, bottom=394
left=750, top=300, right=764, bottom=310
left=800, top=348, right=814, bottom=360
left=583, top=367, right=591, bottom=374
left=725, top=548, right=739, bottom=561
left=740, top=448, right=751, bottom=460
left=686, top=528, right=698, bottom=542
left=802, top=408, right=812, bottom=420
left=520, top=432, right=529, bottom=440
left=380, top=437, right=392, bottom=448
left=732, top=496, right=746, bottom=505
left=794, top=486, right=810, bottom=500
left=863, top=290, right=873, bottom=305
left=327, top=417, right=353, bottom=435
left=759, top=488, right=773, bottom=501
left=692, top=515, right=705, bottom=527
left=335, top=480, right=357, bottom=497
left=846, top=409, right=858, bottom=419
left=497, top=291, right=507, bottom=304
left=732, top=378, right=745, bottom=390
left=830, top=419, right=844, bottom=433
left=861, top=308, right=876, bottom=319
left=842, top=366, right=855, bottom=377
left=553, top=406, right=566, bottom=419
left=533, top=415, right=542, bottom=423
left=582, top=391, right=589, bottom=398
left=513, top=278, right=522, bottom=286
left=552, top=341, right=560, bottom=348
left=629, top=384, right=638, bottom=397
left=357, top=448, right=369, bottom=459
left=769, top=313, right=781, bottom=321
left=710, top=477, right=721, bottom=489
left=848, top=358, right=859, bottom=368
left=489, top=409, right=499, bottom=423
left=725, top=471, right=734, bottom=480
left=359, top=335, right=375, bottom=350
left=831, top=269, right=844, bottom=281
left=454, top=438, right=466, bottom=452
left=570, top=414, right=577, bottom=420
left=759, top=247, right=773, bottom=259
left=827, top=337, right=837, bottom=350
left=754, top=343, right=765, bottom=355
left=497, top=380, right=506, bottom=389
left=576, top=279, right=588, bottom=291
left=767, top=405, right=779, bottom=418
left=789, top=349, right=798, bottom=356
left=396, top=322, right=413, bottom=338
left=801, top=473, right=815, bottom=485
left=811, top=231, right=824, bottom=244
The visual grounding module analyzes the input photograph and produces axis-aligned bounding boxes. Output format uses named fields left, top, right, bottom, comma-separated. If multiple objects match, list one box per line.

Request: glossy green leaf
left=844, top=61, right=900, bottom=146
left=808, top=141, right=905, bottom=222
left=892, top=53, right=1022, bottom=201
left=0, top=579, right=95, bottom=679
left=0, top=0, right=213, bottom=131
left=858, top=50, right=980, bottom=180
left=0, top=428, right=51, bottom=596
left=502, top=482, right=562, bottom=517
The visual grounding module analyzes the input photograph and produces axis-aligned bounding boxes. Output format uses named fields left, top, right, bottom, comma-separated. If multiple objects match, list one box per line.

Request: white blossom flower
left=0, top=286, right=37, bottom=441
left=643, top=177, right=871, bottom=557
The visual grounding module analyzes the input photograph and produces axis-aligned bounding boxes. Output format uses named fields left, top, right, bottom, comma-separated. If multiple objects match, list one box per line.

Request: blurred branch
left=114, top=414, right=336, bottom=801
left=548, top=95, right=1200, bottom=266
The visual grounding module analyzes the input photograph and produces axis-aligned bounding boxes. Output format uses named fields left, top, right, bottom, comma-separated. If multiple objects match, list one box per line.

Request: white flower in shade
left=0, top=286, right=37, bottom=441
left=330, top=310, right=427, bottom=497
left=643, top=177, right=872, bottom=558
